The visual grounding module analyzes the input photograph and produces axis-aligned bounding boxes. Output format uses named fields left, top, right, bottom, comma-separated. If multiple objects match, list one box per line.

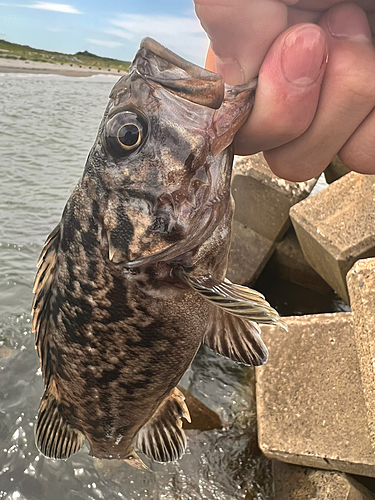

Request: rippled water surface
left=0, top=73, right=272, bottom=500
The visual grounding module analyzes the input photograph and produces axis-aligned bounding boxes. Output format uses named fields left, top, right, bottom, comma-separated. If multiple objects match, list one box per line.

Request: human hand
left=194, top=1, right=375, bottom=181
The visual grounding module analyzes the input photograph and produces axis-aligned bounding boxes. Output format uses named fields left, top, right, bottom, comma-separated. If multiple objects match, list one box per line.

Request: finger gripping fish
left=32, top=38, right=286, bottom=468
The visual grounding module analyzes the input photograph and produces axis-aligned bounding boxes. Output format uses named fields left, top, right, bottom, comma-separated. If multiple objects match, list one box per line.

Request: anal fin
left=35, top=383, right=85, bottom=460
left=134, top=387, right=190, bottom=463
left=204, top=307, right=269, bottom=366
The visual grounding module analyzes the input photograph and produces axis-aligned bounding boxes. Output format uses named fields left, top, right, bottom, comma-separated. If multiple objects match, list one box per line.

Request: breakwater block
left=232, top=153, right=317, bottom=242
left=264, top=227, right=332, bottom=295
left=290, top=172, right=375, bottom=304
left=229, top=153, right=317, bottom=284
left=348, top=258, right=375, bottom=453
left=226, top=220, right=274, bottom=284
left=256, top=313, right=375, bottom=476
left=273, top=461, right=375, bottom=500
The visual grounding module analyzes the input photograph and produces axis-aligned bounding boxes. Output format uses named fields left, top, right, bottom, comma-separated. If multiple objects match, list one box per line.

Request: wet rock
left=264, top=227, right=332, bottom=295
left=324, top=156, right=351, bottom=184
left=290, top=172, right=375, bottom=303
left=178, top=387, right=222, bottom=432
left=273, top=461, right=375, bottom=500
left=227, top=220, right=275, bottom=285
left=347, top=258, right=375, bottom=452
left=232, top=153, right=317, bottom=242
left=256, top=313, right=375, bottom=476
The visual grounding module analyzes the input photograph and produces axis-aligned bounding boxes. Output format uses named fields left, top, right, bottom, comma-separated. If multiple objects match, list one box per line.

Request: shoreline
left=0, top=57, right=127, bottom=77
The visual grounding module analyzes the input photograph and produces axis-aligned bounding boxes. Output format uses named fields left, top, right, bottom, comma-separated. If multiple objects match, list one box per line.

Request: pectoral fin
left=204, top=307, right=268, bottom=366
left=180, top=273, right=287, bottom=329
left=35, top=383, right=85, bottom=459
left=179, top=272, right=287, bottom=366
left=134, top=387, right=190, bottom=463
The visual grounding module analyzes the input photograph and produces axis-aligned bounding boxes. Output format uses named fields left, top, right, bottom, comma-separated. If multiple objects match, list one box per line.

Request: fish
left=31, top=37, right=286, bottom=468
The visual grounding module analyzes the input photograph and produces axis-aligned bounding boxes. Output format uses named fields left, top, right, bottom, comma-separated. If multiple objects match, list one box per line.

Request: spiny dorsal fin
left=32, top=224, right=61, bottom=385
left=204, top=307, right=268, bottom=366
left=35, top=383, right=85, bottom=459
left=134, top=387, right=190, bottom=463
left=181, top=273, right=287, bottom=330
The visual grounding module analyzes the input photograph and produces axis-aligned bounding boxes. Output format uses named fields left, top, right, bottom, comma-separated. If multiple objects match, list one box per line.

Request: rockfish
left=32, top=38, right=285, bottom=468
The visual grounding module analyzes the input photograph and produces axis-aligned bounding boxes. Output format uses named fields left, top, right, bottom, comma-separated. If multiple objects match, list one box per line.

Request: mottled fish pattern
left=32, top=38, right=286, bottom=468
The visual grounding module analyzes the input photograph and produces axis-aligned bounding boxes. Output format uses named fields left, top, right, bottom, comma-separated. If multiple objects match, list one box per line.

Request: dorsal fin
left=134, top=387, right=190, bottom=463
left=31, top=224, right=61, bottom=385
left=35, top=382, right=85, bottom=459
left=204, top=307, right=268, bottom=366
left=180, top=272, right=287, bottom=329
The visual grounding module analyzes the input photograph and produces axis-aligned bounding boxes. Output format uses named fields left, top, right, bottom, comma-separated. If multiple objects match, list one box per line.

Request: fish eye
left=117, top=123, right=141, bottom=150
left=105, top=110, right=148, bottom=158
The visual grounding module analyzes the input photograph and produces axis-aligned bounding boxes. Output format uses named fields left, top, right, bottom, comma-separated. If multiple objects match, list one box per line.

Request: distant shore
left=0, top=57, right=127, bottom=77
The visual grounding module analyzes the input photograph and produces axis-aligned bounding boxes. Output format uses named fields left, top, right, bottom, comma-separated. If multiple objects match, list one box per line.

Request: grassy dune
left=0, top=39, right=131, bottom=71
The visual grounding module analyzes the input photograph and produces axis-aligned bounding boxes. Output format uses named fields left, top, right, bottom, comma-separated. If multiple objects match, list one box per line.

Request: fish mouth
left=127, top=37, right=225, bottom=110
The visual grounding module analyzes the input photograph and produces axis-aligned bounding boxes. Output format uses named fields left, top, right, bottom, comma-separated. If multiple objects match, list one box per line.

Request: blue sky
left=0, top=0, right=209, bottom=64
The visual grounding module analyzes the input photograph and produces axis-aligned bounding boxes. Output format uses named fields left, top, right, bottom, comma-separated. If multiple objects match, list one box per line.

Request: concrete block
left=256, top=313, right=375, bottom=477
left=227, top=220, right=275, bottom=285
left=290, top=172, right=375, bottom=303
left=324, top=156, right=351, bottom=184
left=348, top=258, right=375, bottom=452
left=232, top=153, right=317, bottom=242
left=265, top=227, right=332, bottom=295
left=273, top=461, right=375, bottom=500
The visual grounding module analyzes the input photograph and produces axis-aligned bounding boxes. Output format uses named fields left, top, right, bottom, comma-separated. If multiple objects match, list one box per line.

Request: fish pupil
left=118, top=124, right=140, bottom=147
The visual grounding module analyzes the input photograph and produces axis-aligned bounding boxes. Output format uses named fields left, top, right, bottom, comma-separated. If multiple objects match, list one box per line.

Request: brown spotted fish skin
left=33, top=38, right=284, bottom=466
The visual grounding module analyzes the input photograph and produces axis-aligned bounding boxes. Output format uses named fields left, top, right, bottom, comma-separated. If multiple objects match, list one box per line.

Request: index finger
left=194, top=0, right=289, bottom=84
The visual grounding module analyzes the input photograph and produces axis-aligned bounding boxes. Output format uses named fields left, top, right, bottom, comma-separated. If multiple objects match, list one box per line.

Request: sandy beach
left=0, top=57, right=127, bottom=77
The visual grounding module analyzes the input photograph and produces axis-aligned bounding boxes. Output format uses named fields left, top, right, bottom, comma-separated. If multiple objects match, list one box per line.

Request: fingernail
left=216, top=57, right=245, bottom=86
left=281, top=25, right=327, bottom=87
left=327, top=4, right=372, bottom=42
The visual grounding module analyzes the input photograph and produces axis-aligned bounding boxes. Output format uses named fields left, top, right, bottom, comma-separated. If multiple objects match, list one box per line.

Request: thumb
left=195, top=0, right=289, bottom=84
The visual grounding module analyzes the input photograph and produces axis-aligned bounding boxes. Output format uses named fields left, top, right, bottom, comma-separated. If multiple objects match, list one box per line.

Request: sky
left=0, top=0, right=209, bottom=65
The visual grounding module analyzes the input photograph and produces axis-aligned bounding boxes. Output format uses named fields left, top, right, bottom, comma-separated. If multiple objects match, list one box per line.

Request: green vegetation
left=0, top=39, right=131, bottom=71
